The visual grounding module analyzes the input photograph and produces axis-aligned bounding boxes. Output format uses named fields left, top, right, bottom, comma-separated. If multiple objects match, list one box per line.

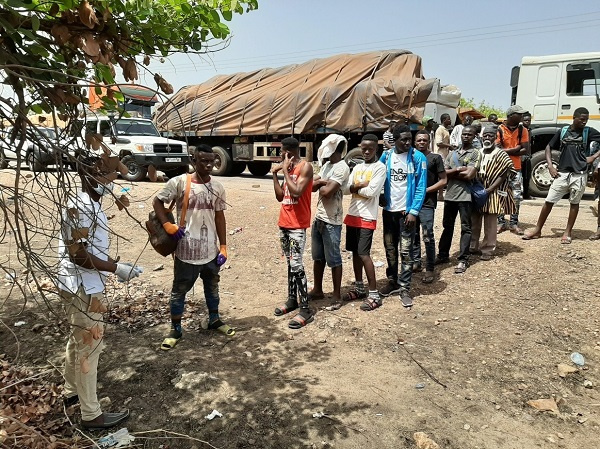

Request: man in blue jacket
left=379, top=124, right=427, bottom=308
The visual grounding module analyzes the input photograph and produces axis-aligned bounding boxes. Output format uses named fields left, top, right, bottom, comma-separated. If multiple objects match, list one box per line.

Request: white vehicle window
left=114, top=119, right=160, bottom=137
left=566, top=63, right=600, bottom=97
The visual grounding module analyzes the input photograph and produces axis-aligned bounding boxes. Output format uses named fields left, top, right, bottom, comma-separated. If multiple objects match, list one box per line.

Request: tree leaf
left=30, top=14, right=39, bottom=32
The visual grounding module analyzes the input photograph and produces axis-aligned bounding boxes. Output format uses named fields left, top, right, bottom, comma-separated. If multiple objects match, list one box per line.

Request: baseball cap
left=506, top=105, right=527, bottom=116
left=421, top=115, right=434, bottom=126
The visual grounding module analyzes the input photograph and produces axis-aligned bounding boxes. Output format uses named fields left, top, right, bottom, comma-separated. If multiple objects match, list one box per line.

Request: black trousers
left=522, top=157, right=532, bottom=198
left=438, top=201, right=472, bottom=261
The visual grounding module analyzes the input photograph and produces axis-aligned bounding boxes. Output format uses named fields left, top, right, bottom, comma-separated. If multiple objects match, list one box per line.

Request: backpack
left=497, top=124, right=523, bottom=147
left=560, top=126, right=589, bottom=153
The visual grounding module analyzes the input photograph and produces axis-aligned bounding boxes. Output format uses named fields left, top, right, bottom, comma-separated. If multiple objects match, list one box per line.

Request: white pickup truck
left=81, top=115, right=190, bottom=181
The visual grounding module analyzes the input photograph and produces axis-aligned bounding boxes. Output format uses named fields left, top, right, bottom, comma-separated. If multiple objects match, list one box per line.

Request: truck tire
left=0, top=149, right=8, bottom=169
left=121, top=155, right=147, bottom=182
left=248, top=161, right=272, bottom=177
left=529, top=150, right=560, bottom=198
left=212, top=146, right=232, bottom=176
left=27, top=151, right=45, bottom=172
left=231, top=162, right=247, bottom=175
left=344, top=147, right=364, bottom=169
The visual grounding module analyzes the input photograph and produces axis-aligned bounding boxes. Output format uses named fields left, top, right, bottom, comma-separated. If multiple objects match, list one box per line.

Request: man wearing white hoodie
left=310, top=135, right=350, bottom=305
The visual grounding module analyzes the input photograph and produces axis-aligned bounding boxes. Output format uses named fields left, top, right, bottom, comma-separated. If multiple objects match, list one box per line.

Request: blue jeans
left=412, top=207, right=436, bottom=272
left=382, top=210, right=416, bottom=291
left=311, top=219, right=342, bottom=267
left=170, top=257, right=220, bottom=317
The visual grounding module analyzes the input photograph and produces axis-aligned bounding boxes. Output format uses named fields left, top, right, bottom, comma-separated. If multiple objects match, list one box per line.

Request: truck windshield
left=114, top=119, right=160, bottom=137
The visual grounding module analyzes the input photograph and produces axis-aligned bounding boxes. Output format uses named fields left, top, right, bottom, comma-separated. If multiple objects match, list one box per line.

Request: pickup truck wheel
left=344, top=147, right=364, bottom=169
left=231, top=162, right=246, bottom=175
left=121, top=155, right=147, bottom=182
left=248, top=161, right=272, bottom=177
left=529, top=150, right=560, bottom=198
left=27, top=151, right=45, bottom=172
left=211, top=146, right=232, bottom=176
left=0, top=149, right=8, bottom=169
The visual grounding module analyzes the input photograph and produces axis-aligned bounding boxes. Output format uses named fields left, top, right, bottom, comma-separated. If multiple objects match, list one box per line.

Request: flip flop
left=522, top=233, right=541, bottom=240
left=274, top=302, right=298, bottom=316
left=208, top=320, right=236, bottom=336
left=560, top=236, right=572, bottom=244
left=288, top=313, right=314, bottom=329
left=160, top=336, right=181, bottom=351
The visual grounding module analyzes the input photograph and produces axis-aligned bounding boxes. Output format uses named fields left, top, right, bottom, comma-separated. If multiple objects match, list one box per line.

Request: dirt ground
left=1, top=168, right=600, bottom=449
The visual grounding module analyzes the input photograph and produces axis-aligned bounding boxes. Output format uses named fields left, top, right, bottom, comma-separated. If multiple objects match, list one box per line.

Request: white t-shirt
left=344, top=161, right=387, bottom=222
left=57, top=191, right=109, bottom=295
left=315, top=160, right=350, bottom=225
left=388, top=152, right=408, bottom=212
left=157, top=174, right=227, bottom=265
left=450, top=125, right=464, bottom=147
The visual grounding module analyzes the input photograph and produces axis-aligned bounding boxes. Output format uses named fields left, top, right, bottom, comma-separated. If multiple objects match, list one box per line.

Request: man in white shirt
left=58, top=155, right=141, bottom=429
left=450, top=114, right=473, bottom=148
left=310, top=136, right=350, bottom=306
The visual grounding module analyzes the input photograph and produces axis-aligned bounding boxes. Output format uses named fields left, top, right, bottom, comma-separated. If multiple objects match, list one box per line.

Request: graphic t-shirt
left=549, top=126, right=600, bottom=173
left=315, top=160, right=350, bottom=225
left=157, top=174, right=227, bottom=265
left=57, top=191, right=109, bottom=295
left=343, top=161, right=387, bottom=229
left=388, top=152, right=408, bottom=212
left=423, top=152, right=445, bottom=209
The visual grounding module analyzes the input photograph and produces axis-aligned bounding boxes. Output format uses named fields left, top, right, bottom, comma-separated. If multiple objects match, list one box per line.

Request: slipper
left=560, top=236, right=572, bottom=244
left=274, top=302, right=298, bottom=316
left=288, top=313, right=314, bottom=329
left=422, top=271, right=434, bottom=284
left=360, top=297, right=382, bottom=311
left=522, top=233, right=540, bottom=240
left=160, top=335, right=181, bottom=351
left=208, top=320, right=236, bottom=336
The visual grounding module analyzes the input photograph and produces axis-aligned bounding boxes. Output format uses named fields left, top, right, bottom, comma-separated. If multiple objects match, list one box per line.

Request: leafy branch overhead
left=0, top=0, right=258, bottom=113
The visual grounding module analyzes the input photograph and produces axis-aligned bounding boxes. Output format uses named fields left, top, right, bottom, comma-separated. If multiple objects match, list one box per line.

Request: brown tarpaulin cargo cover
left=154, top=50, right=438, bottom=136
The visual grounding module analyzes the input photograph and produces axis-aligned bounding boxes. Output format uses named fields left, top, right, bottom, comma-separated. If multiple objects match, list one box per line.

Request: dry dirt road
left=1, top=169, right=599, bottom=449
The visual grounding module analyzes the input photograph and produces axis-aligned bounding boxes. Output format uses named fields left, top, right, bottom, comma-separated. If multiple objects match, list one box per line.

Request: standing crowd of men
left=55, top=105, right=600, bottom=429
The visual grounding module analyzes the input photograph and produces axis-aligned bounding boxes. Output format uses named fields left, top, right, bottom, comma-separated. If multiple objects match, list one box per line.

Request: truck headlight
left=134, top=144, right=153, bottom=153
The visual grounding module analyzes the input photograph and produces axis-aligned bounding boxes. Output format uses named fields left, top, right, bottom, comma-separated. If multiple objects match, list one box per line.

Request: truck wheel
left=0, top=149, right=8, bottom=169
left=344, top=147, right=364, bottom=169
left=27, top=151, right=45, bottom=172
left=231, top=162, right=247, bottom=175
left=248, top=161, right=272, bottom=177
left=529, top=150, right=560, bottom=198
left=212, top=146, right=232, bottom=176
left=121, top=155, right=147, bottom=182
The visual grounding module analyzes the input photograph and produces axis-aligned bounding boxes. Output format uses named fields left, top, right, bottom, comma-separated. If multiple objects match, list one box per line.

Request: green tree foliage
left=0, top=0, right=258, bottom=122
left=460, top=97, right=504, bottom=118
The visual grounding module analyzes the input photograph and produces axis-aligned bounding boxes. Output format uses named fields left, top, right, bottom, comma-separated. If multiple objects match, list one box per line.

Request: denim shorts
left=311, top=219, right=342, bottom=267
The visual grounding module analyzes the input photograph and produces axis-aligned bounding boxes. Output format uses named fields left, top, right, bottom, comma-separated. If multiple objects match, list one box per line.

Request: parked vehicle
left=511, top=52, right=600, bottom=196
left=0, top=125, right=75, bottom=171
left=78, top=114, right=190, bottom=182
left=154, top=50, right=461, bottom=176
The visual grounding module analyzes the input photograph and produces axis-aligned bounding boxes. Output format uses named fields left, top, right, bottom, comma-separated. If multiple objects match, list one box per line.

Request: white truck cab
left=81, top=114, right=190, bottom=181
left=511, top=52, right=600, bottom=195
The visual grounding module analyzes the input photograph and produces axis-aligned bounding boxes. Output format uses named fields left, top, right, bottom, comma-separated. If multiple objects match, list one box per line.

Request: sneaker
left=399, top=290, right=413, bottom=308
left=480, top=254, right=493, bottom=261
left=454, top=261, right=468, bottom=274
left=379, top=281, right=401, bottom=297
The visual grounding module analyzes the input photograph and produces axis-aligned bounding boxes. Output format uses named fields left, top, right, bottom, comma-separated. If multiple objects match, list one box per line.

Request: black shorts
left=345, top=226, right=374, bottom=256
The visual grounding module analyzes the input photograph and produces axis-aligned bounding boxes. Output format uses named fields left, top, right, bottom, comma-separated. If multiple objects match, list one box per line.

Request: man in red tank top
left=272, top=137, right=314, bottom=329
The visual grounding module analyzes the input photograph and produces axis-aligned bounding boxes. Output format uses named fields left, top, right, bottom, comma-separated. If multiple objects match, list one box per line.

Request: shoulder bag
left=452, top=151, right=488, bottom=210
left=146, top=174, right=192, bottom=257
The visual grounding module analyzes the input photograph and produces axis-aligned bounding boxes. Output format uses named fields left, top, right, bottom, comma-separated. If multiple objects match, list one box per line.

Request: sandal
left=360, top=297, right=382, bottom=311
left=561, top=236, right=572, bottom=244
left=422, top=271, right=434, bottom=284
left=208, top=319, right=236, bottom=336
left=342, top=289, right=367, bottom=302
left=454, top=261, right=467, bottom=274
left=288, top=313, right=314, bottom=329
left=274, top=300, right=298, bottom=316
left=160, top=330, right=182, bottom=351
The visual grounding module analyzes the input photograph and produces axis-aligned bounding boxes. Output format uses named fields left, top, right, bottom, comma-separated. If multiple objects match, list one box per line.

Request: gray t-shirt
left=315, top=160, right=350, bottom=225
left=444, top=147, right=481, bottom=202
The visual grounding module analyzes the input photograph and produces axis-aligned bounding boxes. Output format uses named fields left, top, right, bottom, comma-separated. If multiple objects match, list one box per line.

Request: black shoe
left=81, top=410, right=130, bottom=429
left=399, top=290, right=413, bottom=308
left=412, top=262, right=423, bottom=273
left=63, top=395, right=79, bottom=407
left=379, top=281, right=400, bottom=297
left=434, top=256, right=449, bottom=265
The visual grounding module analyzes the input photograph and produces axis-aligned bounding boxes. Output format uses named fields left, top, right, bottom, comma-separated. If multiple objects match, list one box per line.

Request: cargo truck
left=154, top=50, right=461, bottom=176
